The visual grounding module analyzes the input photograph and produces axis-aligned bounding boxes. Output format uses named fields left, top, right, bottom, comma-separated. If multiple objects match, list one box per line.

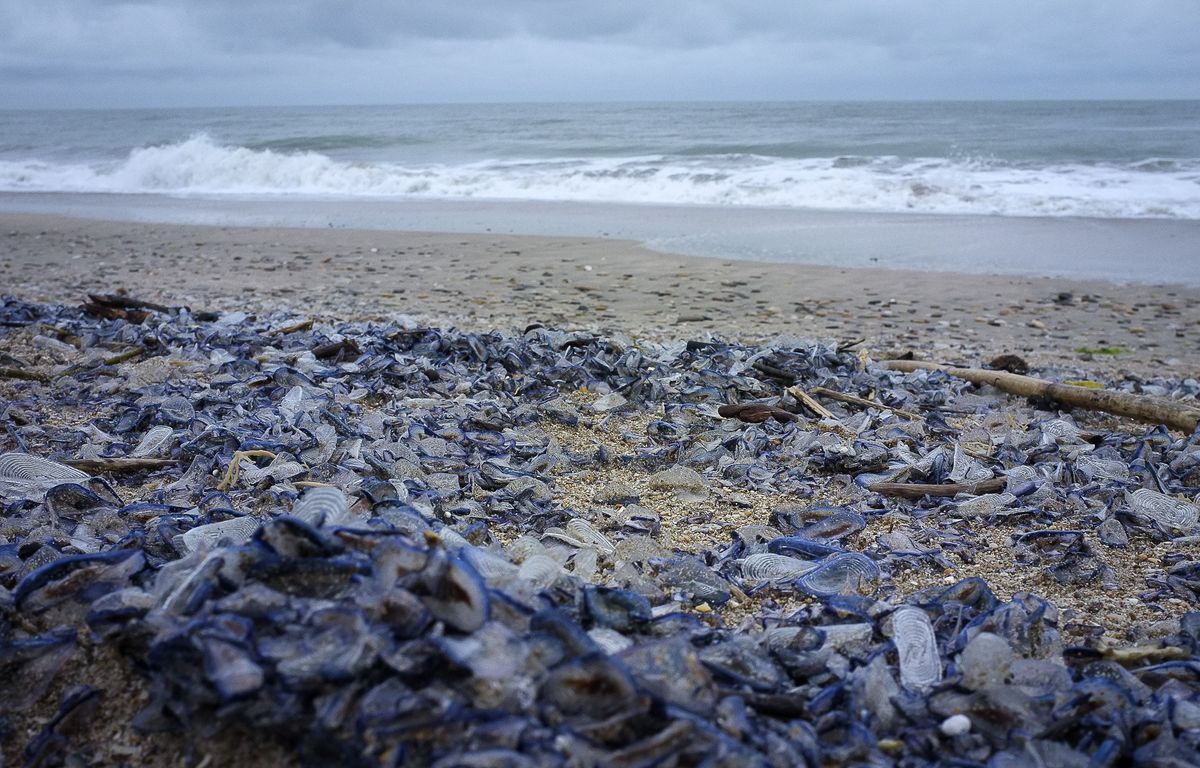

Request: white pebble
left=940, top=714, right=971, bottom=737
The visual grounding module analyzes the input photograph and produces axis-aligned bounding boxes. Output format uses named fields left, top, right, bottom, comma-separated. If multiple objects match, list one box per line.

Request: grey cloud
left=0, top=0, right=1196, bottom=107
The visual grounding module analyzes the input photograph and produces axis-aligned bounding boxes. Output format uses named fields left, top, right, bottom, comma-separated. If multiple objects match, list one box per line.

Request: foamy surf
left=0, top=133, right=1198, bottom=219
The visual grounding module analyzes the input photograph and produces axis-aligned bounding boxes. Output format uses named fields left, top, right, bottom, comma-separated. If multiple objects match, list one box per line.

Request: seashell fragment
left=797, top=510, right=866, bottom=542
left=891, top=606, right=942, bottom=692
left=130, top=425, right=175, bottom=458
left=158, top=395, right=195, bottom=426
left=0, top=453, right=90, bottom=498
left=1128, top=488, right=1198, bottom=533
left=590, top=392, right=627, bottom=412
left=177, top=516, right=261, bottom=554
left=291, top=487, right=352, bottom=528
left=461, top=547, right=519, bottom=584
left=941, top=714, right=971, bottom=736
left=516, top=555, right=563, bottom=589
left=953, top=493, right=1017, bottom=519
left=796, top=553, right=880, bottom=597
left=565, top=518, right=615, bottom=555
left=506, top=536, right=547, bottom=564
left=571, top=547, right=599, bottom=580
left=1076, top=455, right=1131, bottom=484
left=739, top=553, right=819, bottom=583
left=239, top=460, right=307, bottom=485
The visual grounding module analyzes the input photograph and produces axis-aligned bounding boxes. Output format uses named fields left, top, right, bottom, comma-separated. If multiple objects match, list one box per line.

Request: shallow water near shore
left=3, top=193, right=1200, bottom=285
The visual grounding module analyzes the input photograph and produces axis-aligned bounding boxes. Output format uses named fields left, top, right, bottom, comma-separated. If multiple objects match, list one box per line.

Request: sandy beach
left=4, top=211, right=1199, bottom=376
left=4, top=210, right=1200, bottom=765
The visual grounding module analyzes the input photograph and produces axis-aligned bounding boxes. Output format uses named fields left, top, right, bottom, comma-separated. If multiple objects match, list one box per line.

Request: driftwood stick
left=717, top=403, right=801, bottom=424
left=811, top=386, right=921, bottom=420
left=883, top=360, right=1200, bottom=433
left=0, top=366, right=50, bottom=383
left=868, top=477, right=1007, bottom=499
left=65, top=458, right=179, bottom=473
left=312, top=338, right=361, bottom=361
left=786, top=386, right=836, bottom=420
left=40, top=324, right=81, bottom=347
left=103, top=347, right=146, bottom=366
left=87, top=293, right=172, bottom=313
left=270, top=318, right=314, bottom=336
left=751, top=360, right=796, bottom=384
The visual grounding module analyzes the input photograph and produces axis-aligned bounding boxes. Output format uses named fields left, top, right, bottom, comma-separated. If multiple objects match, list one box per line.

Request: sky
left=1, top=0, right=1198, bottom=108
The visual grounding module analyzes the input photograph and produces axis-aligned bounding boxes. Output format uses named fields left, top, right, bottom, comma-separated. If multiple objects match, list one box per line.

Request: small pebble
left=940, top=714, right=971, bottom=736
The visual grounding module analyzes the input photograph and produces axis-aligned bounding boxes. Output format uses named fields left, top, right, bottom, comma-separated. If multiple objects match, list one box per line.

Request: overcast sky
left=1, top=0, right=1197, bottom=109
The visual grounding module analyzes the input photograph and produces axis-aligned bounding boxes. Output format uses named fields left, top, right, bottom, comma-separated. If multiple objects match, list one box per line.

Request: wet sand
left=3, top=212, right=1198, bottom=379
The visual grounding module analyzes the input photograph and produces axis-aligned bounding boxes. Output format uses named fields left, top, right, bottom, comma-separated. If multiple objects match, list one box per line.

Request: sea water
left=1, top=101, right=1198, bottom=281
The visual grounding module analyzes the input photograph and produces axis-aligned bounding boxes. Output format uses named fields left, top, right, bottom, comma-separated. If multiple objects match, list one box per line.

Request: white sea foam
left=1, top=134, right=1198, bottom=219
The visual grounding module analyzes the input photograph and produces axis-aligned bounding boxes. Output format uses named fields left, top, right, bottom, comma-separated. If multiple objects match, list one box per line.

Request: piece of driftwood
left=40, top=324, right=81, bottom=347
left=811, top=386, right=921, bottom=420
left=65, top=458, right=179, bottom=473
left=751, top=360, right=796, bottom=384
left=87, top=293, right=172, bottom=313
left=0, top=366, right=50, bottom=383
left=883, top=359, right=1200, bottom=433
left=103, top=347, right=146, bottom=366
left=868, top=477, right=1007, bottom=499
left=82, top=293, right=219, bottom=323
left=312, top=338, right=361, bottom=361
left=786, top=386, right=835, bottom=420
left=717, top=403, right=801, bottom=424
left=80, top=301, right=149, bottom=324
left=270, top=318, right=314, bottom=336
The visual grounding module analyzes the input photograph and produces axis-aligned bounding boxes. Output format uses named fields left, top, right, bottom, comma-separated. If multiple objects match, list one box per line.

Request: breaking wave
left=1, top=134, right=1198, bottom=219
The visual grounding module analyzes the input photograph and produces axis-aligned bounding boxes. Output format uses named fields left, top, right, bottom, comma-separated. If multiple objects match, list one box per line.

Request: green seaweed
left=1075, top=346, right=1125, bottom=356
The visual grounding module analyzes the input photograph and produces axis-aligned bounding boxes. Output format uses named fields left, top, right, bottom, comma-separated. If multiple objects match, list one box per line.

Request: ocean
left=2, top=101, right=1199, bottom=282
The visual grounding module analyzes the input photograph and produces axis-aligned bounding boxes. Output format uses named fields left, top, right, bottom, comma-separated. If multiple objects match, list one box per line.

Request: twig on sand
left=811, top=386, right=921, bottom=421
left=270, top=318, right=315, bottom=336
left=883, top=359, right=1200, bottom=433
left=87, top=293, right=172, bottom=313
left=65, top=458, right=179, bottom=474
left=81, top=293, right=219, bottom=323
left=312, top=338, right=361, bottom=361
left=786, top=385, right=836, bottom=421
left=40, top=324, right=81, bottom=347
left=717, top=403, right=801, bottom=424
left=751, top=360, right=796, bottom=384
left=103, top=347, right=146, bottom=366
left=868, top=477, right=1007, bottom=499
left=0, top=366, right=50, bottom=383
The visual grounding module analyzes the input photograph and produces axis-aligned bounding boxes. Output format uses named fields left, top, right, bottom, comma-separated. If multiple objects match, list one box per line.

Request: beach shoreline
left=4, top=191, right=1200, bottom=285
left=5, top=209, right=1200, bottom=765
left=2, top=210, right=1198, bottom=378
